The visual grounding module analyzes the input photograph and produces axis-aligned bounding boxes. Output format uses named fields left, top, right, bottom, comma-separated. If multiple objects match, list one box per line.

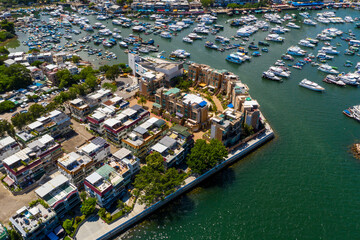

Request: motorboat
left=119, top=41, right=128, bottom=48
left=299, top=79, right=325, bottom=92
left=298, top=39, right=315, bottom=48
left=215, top=36, right=230, bottom=43
left=188, top=33, right=202, bottom=40
left=270, top=25, right=290, bottom=34
left=265, top=34, right=284, bottom=42
left=317, top=64, right=339, bottom=74
left=337, top=73, right=360, bottom=86
left=305, top=38, right=319, bottom=45
left=171, top=49, right=191, bottom=58
left=205, top=41, right=218, bottom=50
left=262, top=71, right=282, bottom=82
left=286, top=22, right=300, bottom=29
left=269, top=66, right=291, bottom=78
left=236, top=26, right=258, bottom=37
left=321, top=46, right=340, bottom=55
left=183, top=37, right=193, bottom=43
left=281, top=54, right=294, bottom=61
left=160, top=31, right=172, bottom=39
left=323, top=75, right=346, bottom=86
left=287, top=46, right=306, bottom=56
left=303, top=19, right=317, bottom=26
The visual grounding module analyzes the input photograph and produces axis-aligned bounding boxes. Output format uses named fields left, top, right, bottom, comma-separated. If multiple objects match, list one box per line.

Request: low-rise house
left=3, top=135, right=63, bottom=188
left=0, top=136, right=21, bottom=169
left=153, top=88, right=209, bottom=131
left=87, top=106, right=116, bottom=134
left=57, top=152, right=95, bottom=188
left=77, top=137, right=111, bottom=164
left=85, top=89, right=113, bottom=109
left=104, top=105, right=150, bottom=145
left=9, top=203, right=58, bottom=240
left=69, top=98, right=91, bottom=122
left=149, top=125, right=193, bottom=168
left=121, top=117, right=168, bottom=159
left=16, top=110, right=71, bottom=144
left=35, top=174, right=81, bottom=218
left=138, top=71, right=165, bottom=101
left=101, top=96, right=129, bottom=112
left=84, top=164, right=125, bottom=208
left=110, top=148, right=141, bottom=184
left=210, top=108, right=243, bottom=148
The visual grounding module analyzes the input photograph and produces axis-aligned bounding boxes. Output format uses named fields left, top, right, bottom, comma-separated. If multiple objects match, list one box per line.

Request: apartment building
left=243, top=99, right=260, bottom=131
left=35, top=174, right=81, bottom=218
left=87, top=106, right=116, bottom=134
left=10, top=203, right=58, bottom=240
left=121, top=117, right=168, bottom=159
left=84, top=164, right=125, bottom=208
left=69, top=98, right=91, bottom=122
left=103, top=105, right=150, bottom=145
left=153, top=88, right=209, bottom=131
left=128, top=53, right=183, bottom=88
left=77, top=137, right=111, bottom=164
left=138, top=71, right=165, bottom=100
left=57, top=152, right=95, bottom=189
left=210, top=108, right=243, bottom=148
left=101, top=96, right=129, bottom=112
left=149, top=125, right=193, bottom=168
left=3, top=135, right=63, bottom=188
left=16, top=110, right=71, bottom=144
left=110, top=147, right=141, bottom=184
left=188, top=63, right=239, bottom=95
left=0, top=136, right=21, bottom=168
left=86, top=89, right=113, bottom=109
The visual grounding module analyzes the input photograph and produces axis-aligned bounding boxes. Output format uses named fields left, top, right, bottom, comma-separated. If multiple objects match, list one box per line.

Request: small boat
left=261, top=48, right=268, bottom=52
left=323, top=75, right=346, bottom=86
left=343, top=105, right=360, bottom=122
left=252, top=51, right=261, bottom=57
left=262, top=71, right=282, bottom=82
left=299, top=79, right=325, bottom=92
left=258, top=41, right=270, bottom=46
left=183, top=37, right=193, bottom=43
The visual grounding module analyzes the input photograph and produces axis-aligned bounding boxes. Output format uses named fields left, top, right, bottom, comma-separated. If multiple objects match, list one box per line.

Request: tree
left=117, top=200, right=125, bottom=211
left=71, top=55, right=81, bottom=64
left=137, top=96, right=147, bottom=107
left=0, top=64, right=32, bottom=93
left=105, top=65, right=121, bottom=81
left=80, top=198, right=96, bottom=216
left=29, top=104, right=45, bottom=118
left=31, top=60, right=44, bottom=67
left=85, top=74, right=97, bottom=90
left=80, top=191, right=87, bottom=202
left=243, top=123, right=254, bottom=137
left=187, top=139, right=228, bottom=175
left=200, top=0, right=213, bottom=7
left=134, top=152, right=185, bottom=206
left=0, top=46, right=9, bottom=55
left=0, top=100, right=15, bottom=113
left=0, top=120, right=15, bottom=137
left=56, top=69, right=75, bottom=89
left=102, top=82, right=117, bottom=93
left=62, top=219, right=74, bottom=235
left=0, top=20, right=15, bottom=34
left=8, top=229, right=22, bottom=240
left=227, top=3, right=240, bottom=8
left=98, top=208, right=106, bottom=218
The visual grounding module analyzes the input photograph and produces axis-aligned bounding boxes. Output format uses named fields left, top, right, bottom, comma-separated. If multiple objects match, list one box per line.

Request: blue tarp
left=199, top=101, right=207, bottom=107
left=47, top=232, right=59, bottom=240
left=227, top=103, right=234, bottom=108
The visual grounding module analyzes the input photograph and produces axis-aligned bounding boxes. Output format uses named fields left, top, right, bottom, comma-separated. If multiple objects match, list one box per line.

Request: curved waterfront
left=8, top=8, right=360, bottom=239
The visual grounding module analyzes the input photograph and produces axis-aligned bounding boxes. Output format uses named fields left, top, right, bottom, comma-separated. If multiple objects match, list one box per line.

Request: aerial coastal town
left=0, top=0, right=359, bottom=239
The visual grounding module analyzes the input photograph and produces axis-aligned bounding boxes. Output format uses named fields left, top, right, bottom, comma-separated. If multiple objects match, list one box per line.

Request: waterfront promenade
left=76, top=117, right=274, bottom=240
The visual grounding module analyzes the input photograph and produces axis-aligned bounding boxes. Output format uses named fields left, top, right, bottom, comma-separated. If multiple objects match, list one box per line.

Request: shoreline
left=75, top=114, right=274, bottom=240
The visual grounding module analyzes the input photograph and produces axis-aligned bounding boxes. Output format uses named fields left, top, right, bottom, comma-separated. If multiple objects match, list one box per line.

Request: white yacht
left=236, top=26, right=258, bottom=37
left=188, top=33, right=202, bottom=40
left=287, top=46, right=307, bottom=56
left=286, top=22, right=300, bottom=29
left=299, top=79, right=325, bottom=92
left=262, top=71, right=282, bottom=82
left=171, top=49, right=191, bottom=58
left=183, top=37, right=193, bottom=43
left=160, top=31, right=172, bottom=39
left=303, top=19, right=317, bottom=26
left=318, top=64, right=339, bottom=74
left=269, top=66, right=291, bottom=78
left=321, top=46, right=340, bottom=55
left=265, top=34, right=284, bottom=42
left=298, top=40, right=315, bottom=48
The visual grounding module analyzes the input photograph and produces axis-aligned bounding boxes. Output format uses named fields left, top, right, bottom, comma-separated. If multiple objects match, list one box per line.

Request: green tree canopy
left=134, top=152, right=185, bottom=206
left=187, top=139, right=228, bottom=175
left=62, top=219, right=74, bottom=235
left=0, top=64, right=32, bottom=93
left=0, top=100, right=15, bottom=113
left=29, top=103, right=45, bottom=118
left=81, top=197, right=96, bottom=216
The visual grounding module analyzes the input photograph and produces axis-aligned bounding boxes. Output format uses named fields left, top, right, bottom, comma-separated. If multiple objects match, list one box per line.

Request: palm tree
left=137, top=96, right=147, bottom=107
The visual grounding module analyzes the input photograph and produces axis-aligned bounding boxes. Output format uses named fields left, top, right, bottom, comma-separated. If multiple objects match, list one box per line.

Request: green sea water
left=8, top=8, right=360, bottom=239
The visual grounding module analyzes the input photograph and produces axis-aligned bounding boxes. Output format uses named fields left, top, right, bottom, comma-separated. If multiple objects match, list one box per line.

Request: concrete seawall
left=95, top=125, right=274, bottom=240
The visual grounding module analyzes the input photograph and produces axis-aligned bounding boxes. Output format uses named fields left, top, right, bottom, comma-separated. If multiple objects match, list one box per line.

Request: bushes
left=80, top=198, right=96, bottom=216
left=0, top=100, right=15, bottom=113
left=29, top=199, right=49, bottom=208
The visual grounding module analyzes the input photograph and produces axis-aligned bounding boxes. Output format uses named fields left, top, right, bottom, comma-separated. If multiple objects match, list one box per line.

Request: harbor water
left=7, top=8, right=360, bottom=239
